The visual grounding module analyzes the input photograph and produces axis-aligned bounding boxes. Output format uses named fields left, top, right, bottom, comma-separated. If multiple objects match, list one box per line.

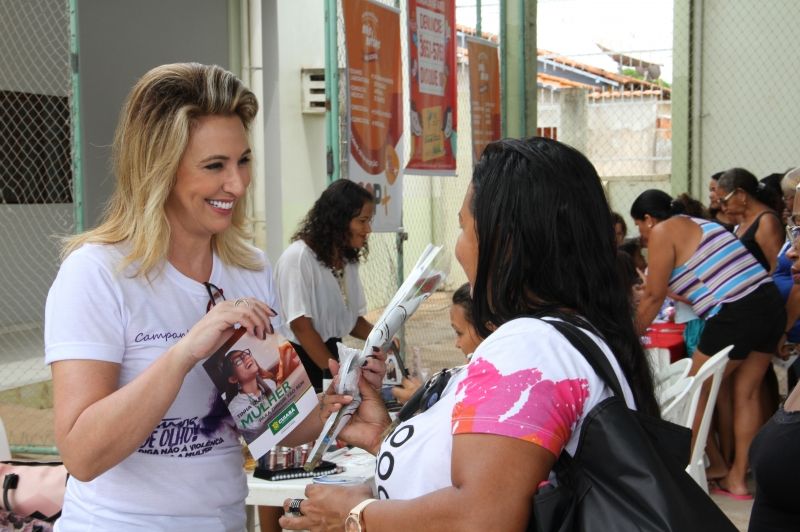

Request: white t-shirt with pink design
left=374, top=317, right=636, bottom=500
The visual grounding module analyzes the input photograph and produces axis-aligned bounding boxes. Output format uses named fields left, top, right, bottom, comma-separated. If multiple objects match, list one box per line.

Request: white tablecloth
left=245, top=447, right=376, bottom=530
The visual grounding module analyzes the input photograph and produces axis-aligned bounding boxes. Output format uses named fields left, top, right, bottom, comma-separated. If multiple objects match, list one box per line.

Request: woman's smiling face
left=165, top=114, right=251, bottom=244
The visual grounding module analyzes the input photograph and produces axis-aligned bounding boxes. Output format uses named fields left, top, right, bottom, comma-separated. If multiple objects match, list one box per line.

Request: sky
left=455, top=0, right=674, bottom=82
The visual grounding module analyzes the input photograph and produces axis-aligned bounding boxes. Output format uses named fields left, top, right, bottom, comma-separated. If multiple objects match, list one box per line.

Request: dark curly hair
left=292, top=180, right=374, bottom=269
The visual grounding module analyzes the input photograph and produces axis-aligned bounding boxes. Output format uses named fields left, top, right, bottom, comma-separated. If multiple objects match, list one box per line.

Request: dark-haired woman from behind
left=274, top=179, right=380, bottom=393
left=632, top=188, right=785, bottom=499
left=717, top=168, right=784, bottom=273
left=280, top=137, right=659, bottom=531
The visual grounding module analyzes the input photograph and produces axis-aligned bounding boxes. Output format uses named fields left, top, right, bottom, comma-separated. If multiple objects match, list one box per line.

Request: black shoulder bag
left=530, top=317, right=737, bottom=532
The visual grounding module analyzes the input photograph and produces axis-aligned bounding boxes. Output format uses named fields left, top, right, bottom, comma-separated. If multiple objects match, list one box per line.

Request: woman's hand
left=322, top=361, right=392, bottom=454
left=175, top=298, right=277, bottom=366
left=391, top=376, right=422, bottom=404
left=361, top=347, right=387, bottom=390
left=279, top=483, right=373, bottom=531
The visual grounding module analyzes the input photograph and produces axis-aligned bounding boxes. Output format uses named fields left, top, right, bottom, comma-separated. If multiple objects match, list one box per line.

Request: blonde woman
left=44, top=63, right=337, bottom=531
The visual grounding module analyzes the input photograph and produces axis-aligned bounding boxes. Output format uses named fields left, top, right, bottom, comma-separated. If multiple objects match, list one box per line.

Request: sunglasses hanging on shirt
left=204, top=282, right=225, bottom=312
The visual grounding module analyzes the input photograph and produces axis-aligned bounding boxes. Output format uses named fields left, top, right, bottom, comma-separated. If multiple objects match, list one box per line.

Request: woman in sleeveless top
left=717, top=168, right=784, bottom=273
left=632, top=189, right=786, bottom=499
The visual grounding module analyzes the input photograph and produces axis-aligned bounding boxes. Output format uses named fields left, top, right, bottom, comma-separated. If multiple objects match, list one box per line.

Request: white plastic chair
left=0, top=416, right=11, bottom=461
left=660, top=345, right=733, bottom=492
left=655, top=358, right=692, bottom=388
left=654, top=358, right=693, bottom=411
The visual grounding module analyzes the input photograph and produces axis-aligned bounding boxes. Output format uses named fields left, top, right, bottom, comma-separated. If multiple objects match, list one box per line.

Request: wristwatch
left=344, top=498, right=377, bottom=532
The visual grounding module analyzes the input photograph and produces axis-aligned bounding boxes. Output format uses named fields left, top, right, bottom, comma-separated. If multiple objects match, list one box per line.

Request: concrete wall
left=260, top=0, right=327, bottom=264
left=76, top=0, right=231, bottom=228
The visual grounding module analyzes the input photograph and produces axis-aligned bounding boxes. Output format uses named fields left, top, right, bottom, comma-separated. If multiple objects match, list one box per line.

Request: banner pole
left=325, top=0, right=340, bottom=184
left=476, top=0, right=482, bottom=37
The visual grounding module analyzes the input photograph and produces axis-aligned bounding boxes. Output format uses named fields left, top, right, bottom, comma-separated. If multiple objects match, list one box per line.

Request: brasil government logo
left=269, top=403, right=299, bottom=435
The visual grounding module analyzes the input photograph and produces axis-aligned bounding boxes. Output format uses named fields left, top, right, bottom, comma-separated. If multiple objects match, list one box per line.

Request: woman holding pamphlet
left=274, top=180, right=377, bottom=392
left=280, top=137, right=679, bottom=531
left=43, top=63, right=365, bottom=531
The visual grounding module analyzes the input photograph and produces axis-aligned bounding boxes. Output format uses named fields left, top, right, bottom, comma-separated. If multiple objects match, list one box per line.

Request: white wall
left=260, top=0, right=327, bottom=264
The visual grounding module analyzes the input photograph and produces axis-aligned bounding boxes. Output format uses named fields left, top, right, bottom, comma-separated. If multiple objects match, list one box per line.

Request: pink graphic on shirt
left=452, top=357, right=589, bottom=456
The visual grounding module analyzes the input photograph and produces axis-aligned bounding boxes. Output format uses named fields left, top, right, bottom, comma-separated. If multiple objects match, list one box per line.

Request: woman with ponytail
left=632, top=188, right=785, bottom=500
left=716, top=168, right=784, bottom=273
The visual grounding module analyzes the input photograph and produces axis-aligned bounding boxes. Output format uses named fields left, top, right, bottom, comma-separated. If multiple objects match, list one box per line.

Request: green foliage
left=621, top=68, right=671, bottom=89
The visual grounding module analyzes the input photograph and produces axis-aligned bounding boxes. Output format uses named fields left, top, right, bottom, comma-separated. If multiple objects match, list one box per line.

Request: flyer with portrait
left=203, top=329, right=316, bottom=459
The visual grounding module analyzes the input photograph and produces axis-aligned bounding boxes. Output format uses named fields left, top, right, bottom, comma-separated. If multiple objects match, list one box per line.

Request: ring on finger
left=288, top=498, right=304, bottom=516
left=234, top=297, right=250, bottom=309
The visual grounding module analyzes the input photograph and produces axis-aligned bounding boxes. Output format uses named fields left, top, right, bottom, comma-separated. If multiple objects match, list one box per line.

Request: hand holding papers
left=305, top=244, right=446, bottom=470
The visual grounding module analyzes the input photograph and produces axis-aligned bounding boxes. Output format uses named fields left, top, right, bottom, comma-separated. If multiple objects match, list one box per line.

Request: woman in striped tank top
left=632, top=189, right=785, bottom=500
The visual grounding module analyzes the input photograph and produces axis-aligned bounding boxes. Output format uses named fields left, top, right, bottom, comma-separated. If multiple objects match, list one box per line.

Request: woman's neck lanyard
left=331, top=266, right=349, bottom=309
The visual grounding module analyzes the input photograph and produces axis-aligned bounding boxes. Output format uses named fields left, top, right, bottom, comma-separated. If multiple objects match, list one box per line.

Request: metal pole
left=518, top=0, right=526, bottom=136
left=499, top=0, right=507, bottom=137
left=476, top=0, right=481, bottom=37
left=69, top=0, right=83, bottom=233
left=324, top=0, right=340, bottom=183
left=395, top=0, right=405, bottom=360
left=10, top=445, right=59, bottom=456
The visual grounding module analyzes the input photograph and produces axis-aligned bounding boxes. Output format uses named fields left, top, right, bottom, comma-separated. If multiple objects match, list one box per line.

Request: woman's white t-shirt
left=273, top=240, right=367, bottom=342
left=375, top=317, right=637, bottom=500
left=44, top=243, right=282, bottom=531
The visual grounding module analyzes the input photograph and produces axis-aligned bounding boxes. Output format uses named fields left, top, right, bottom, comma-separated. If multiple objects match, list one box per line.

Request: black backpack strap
left=540, top=317, right=626, bottom=400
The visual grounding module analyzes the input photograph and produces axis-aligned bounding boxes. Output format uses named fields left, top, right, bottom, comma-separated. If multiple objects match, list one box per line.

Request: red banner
left=405, top=0, right=457, bottom=175
left=467, top=36, right=501, bottom=165
left=343, top=0, right=404, bottom=232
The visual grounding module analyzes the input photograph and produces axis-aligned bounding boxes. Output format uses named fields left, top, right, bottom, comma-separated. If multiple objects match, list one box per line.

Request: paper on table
left=304, top=244, right=446, bottom=470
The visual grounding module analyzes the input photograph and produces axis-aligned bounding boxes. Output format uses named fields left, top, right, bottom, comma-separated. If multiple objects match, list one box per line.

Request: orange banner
left=406, top=0, right=457, bottom=175
left=342, top=0, right=403, bottom=232
left=467, top=36, right=501, bottom=165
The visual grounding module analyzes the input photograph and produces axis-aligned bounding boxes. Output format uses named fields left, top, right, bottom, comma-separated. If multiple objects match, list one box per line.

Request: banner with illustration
left=466, top=36, right=501, bottom=165
left=343, top=0, right=404, bottom=232
left=406, top=0, right=457, bottom=175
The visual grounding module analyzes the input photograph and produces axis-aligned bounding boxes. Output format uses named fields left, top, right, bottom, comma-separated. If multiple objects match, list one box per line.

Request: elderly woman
left=632, top=189, right=785, bottom=499
left=279, top=137, right=658, bottom=531
left=716, top=167, right=784, bottom=273
left=747, top=189, right=800, bottom=532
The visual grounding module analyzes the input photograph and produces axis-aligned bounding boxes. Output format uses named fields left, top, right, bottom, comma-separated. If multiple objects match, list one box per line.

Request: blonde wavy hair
left=63, top=62, right=261, bottom=276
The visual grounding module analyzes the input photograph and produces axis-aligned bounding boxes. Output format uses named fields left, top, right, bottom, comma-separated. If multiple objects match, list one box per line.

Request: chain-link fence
left=0, top=0, right=72, bottom=451
left=536, top=0, right=674, bottom=241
